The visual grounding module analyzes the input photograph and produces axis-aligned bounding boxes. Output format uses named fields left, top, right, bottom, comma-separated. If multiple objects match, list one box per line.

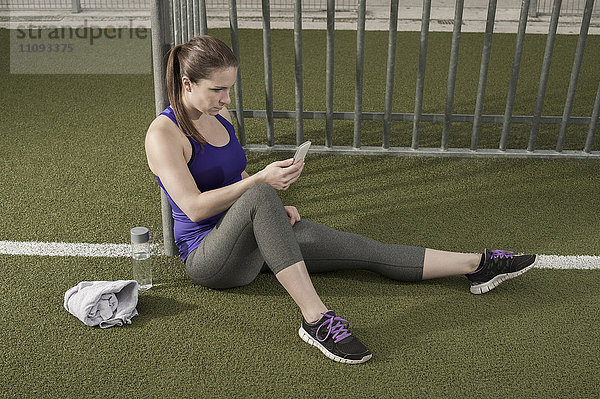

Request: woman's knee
left=240, top=183, right=280, bottom=206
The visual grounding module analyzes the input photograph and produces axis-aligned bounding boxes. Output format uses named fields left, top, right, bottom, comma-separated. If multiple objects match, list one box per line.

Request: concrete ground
left=1, top=0, right=598, bottom=34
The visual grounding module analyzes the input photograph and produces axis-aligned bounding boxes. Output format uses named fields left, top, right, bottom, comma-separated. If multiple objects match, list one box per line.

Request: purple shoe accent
left=490, top=249, right=514, bottom=259
left=468, top=249, right=515, bottom=275
left=316, top=312, right=352, bottom=344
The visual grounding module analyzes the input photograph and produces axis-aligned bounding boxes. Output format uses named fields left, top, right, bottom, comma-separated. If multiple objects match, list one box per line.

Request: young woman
left=145, top=35, right=537, bottom=365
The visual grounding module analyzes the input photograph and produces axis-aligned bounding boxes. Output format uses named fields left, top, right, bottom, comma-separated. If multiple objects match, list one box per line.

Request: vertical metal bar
left=294, top=0, right=304, bottom=145
left=557, top=0, right=594, bottom=152
left=152, top=0, right=177, bottom=256
left=173, top=0, right=182, bottom=45
left=471, top=0, right=497, bottom=151
left=167, top=0, right=175, bottom=46
left=152, top=3, right=170, bottom=117
left=151, top=0, right=170, bottom=142
left=529, top=0, right=538, bottom=17
left=229, top=0, right=246, bottom=145
left=325, top=0, right=335, bottom=148
left=383, top=0, right=399, bottom=149
left=193, top=0, right=200, bottom=36
left=199, top=0, right=208, bottom=35
left=71, top=0, right=81, bottom=13
left=584, top=80, right=600, bottom=153
left=353, top=0, right=366, bottom=149
left=412, top=0, right=432, bottom=150
left=529, top=0, right=561, bottom=152
left=164, top=0, right=175, bottom=47
left=187, top=0, right=194, bottom=38
left=262, top=0, right=274, bottom=147
left=441, top=0, right=464, bottom=151
left=180, top=0, right=188, bottom=42
left=499, top=0, right=530, bottom=151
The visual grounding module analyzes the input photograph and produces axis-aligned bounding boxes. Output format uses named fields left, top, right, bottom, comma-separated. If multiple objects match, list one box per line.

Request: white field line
left=0, top=240, right=163, bottom=258
left=0, top=240, right=598, bottom=269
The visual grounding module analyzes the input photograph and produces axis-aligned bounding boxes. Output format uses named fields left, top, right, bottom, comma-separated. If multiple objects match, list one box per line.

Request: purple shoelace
left=490, top=249, right=514, bottom=259
left=316, top=313, right=352, bottom=344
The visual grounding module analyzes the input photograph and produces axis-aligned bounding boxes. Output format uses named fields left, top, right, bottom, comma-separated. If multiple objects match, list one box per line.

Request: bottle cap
left=131, top=227, right=149, bottom=244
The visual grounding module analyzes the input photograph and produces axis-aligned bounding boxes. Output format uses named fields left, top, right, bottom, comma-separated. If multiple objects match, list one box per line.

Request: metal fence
left=3, top=0, right=599, bottom=14
left=534, top=0, right=600, bottom=15
left=0, top=0, right=151, bottom=10
left=0, top=0, right=355, bottom=10
left=153, top=0, right=600, bottom=159
left=151, top=0, right=600, bottom=255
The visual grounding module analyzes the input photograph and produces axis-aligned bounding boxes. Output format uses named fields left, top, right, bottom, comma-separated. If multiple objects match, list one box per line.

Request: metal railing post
left=585, top=80, right=600, bottom=153
left=412, top=0, right=432, bottom=150
left=229, top=0, right=246, bottom=145
left=529, top=0, right=538, bottom=17
left=173, top=0, right=183, bottom=45
left=441, top=0, right=465, bottom=151
left=471, top=0, right=497, bottom=151
left=294, top=0, right=304, bottom=145
left=71, top=0, right=81, bottom=13
left=529, top=0, right=562, bottom=152
left=192, top=0, right=200, bottom=36
left=383, top=0, right=399, bottom=150
left=186, top=0, right=194, bottom=38
left=199, top=0, right=208, bottom=35
left=325, top=0, right=335, bottom=148
left=180, top=0, right=188, bottom=42
left=262, top=0, right=275, bottom=147
left=353, top=0, right=367, bottom=149
left=152, top=0, right=177, bottom=256
left=556, top=0, right=594, bottom=152
left=500, top=0, right=530, bottom=151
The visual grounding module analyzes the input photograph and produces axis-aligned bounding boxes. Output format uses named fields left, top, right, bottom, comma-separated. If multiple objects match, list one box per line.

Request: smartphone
left=293, top=141, right=311, bottom=164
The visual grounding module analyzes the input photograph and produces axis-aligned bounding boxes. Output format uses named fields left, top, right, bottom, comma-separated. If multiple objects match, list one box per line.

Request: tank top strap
left=159, top=105, right=179, bottom=127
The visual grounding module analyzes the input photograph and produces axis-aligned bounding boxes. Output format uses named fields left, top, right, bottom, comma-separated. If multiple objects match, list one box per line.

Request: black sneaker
left=298, top=310, right=372, bottom=364
left=467, top=248, right=537, bottom=294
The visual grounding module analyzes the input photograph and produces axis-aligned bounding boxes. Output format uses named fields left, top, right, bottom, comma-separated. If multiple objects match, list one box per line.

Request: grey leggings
left=185, top=183, right=425, bottom=289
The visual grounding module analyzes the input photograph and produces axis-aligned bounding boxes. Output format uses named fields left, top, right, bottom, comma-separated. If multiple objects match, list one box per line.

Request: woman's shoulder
left=145, top=114, right=189, bottom=157
left=147, top=114, right=182, bottom=140
left=145, top=115, right=191, bottom=175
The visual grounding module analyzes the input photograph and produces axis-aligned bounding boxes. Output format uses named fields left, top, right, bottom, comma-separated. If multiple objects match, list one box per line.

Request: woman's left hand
left=284, top=206, right=301, bottom=226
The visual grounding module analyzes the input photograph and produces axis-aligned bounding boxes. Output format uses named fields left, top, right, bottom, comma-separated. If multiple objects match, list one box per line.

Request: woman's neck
left=180, top=95, right=203, bottom=122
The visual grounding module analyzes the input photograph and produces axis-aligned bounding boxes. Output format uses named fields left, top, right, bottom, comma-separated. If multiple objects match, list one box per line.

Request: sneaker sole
left=298, top=327, right=372, bottom=364
left=470, top=257, right=537, bottom=295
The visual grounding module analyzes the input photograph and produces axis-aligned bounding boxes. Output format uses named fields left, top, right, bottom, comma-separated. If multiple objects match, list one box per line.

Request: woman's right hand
left=257, top=158, right=305, bottom=190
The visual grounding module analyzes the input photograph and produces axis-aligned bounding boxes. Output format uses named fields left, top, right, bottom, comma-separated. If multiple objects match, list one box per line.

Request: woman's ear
left=181, top=76, right=193, bottom=92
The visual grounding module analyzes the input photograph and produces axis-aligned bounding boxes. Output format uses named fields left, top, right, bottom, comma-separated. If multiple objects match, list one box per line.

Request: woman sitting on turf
left=144, top=35, right=537, bottom=364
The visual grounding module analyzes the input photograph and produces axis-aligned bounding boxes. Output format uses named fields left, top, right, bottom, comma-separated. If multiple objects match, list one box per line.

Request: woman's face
left=183, top=66, right=237, bottom=117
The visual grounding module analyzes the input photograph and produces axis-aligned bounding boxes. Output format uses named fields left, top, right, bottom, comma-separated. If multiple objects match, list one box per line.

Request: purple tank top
left=156, top=106, right=247, bottom=261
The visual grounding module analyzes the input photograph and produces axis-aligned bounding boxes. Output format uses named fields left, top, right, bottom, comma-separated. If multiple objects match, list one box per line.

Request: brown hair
left=165, top=35, right=239, bottom=145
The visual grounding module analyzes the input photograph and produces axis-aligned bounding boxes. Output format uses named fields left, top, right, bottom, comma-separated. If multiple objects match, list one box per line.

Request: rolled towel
left=64, top=280, right=139, bottom=328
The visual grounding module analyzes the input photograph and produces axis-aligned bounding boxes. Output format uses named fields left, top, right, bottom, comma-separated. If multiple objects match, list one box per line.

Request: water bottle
left=131, top=226, right=152, bottom=290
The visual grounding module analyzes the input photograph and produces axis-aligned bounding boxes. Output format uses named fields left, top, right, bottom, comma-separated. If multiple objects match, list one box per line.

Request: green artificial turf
left=2, top=254, right=600, bottom=398
left=1, top=27, right=600, bottom=398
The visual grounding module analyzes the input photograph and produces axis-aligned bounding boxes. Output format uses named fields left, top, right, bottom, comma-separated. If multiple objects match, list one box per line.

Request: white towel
left=64, top=280, right=139, bottom=328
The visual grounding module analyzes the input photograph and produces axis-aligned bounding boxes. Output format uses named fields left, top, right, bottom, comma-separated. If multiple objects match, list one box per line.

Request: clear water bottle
left=131, top=226, right=152, bottom=291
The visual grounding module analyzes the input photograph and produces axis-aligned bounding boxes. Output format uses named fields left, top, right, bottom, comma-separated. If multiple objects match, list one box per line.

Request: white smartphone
left=293, top=141, right=311, bottom=164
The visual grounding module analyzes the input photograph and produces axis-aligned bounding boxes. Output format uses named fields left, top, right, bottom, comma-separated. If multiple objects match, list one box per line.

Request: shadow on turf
left=133, top=293, right=197, bottom=327
left=226, top=269, right=469, bottom=298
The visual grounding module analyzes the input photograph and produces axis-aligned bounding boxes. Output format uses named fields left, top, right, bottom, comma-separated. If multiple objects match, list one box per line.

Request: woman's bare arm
left=145, top=118, right=303, bottom=223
